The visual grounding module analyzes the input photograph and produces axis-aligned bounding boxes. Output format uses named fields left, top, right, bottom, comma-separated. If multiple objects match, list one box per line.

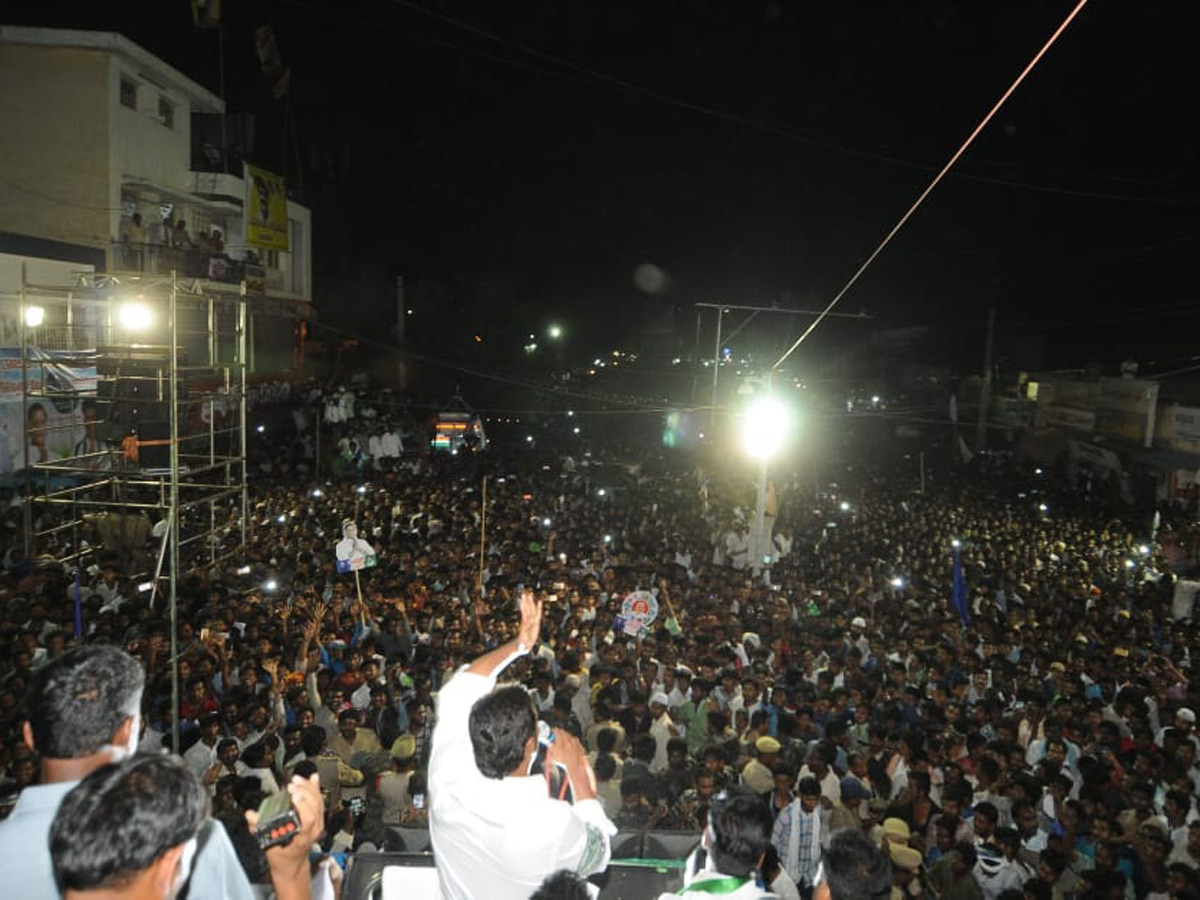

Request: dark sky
left=15, top=1, right=1200, bottom=372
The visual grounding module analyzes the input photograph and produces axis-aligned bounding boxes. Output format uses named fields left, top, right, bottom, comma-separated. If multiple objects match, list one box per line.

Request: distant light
left=871, top=395, right=880, bottom=404
left=604, top=534, right=612, bottom=543
left=1038, top=503, right=1049, bottom=512
left=593, top=358, right=602, bottom=366
left=547, top=324, right=563, bottom=340
left=566, top=410, right=574, bottom=417
left=573, top=426, right=580, bottom=434
left=264, top=579, right=278, bottom=592
left=312, top=489, right=323, bottom=498
left=543, top=518, right=552, bottom=527
left=1138, top=544, right=1150, bottom=555
left=137, top=581, right=153, bottom=593
left=952, top=539, right=961, bottom=549
left=1125, top=559, right=1135, bottom=569
left=526, top=435, right=534, bottom=443
left=236, top=565, right=252, bottom=575
left=559, top=552, right=567, bottom=562
left=597, top=488, right=606, bottom=497
left=474, top=334, right=483, bottom=343
left=24, top=305, right=45, bottom=328
left=839, top=501, right=851, bottom=512
left=357, top=485, right=367, bottom=494
left=277, top=514, right=286, bottom=523
left=118, top=302, right=152, bottom=330
left=698, top=432, right=705, bottom=439
left=890, top=577, right=904, bottom=589
left=1034, top=467, right=1044, bottom=475
left=256, top=424, right=265, bottom=433
left=672, top=357, right=681, bottom=365
left=407, top=308, right=414, bottom=315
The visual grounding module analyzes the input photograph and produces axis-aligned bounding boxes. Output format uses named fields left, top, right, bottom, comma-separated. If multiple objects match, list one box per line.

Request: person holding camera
left=428, top=589, right=615, bottom=900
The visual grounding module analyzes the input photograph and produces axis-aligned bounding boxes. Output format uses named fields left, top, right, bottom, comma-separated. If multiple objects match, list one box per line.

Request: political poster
left=244, top=162, right=290, bottom=251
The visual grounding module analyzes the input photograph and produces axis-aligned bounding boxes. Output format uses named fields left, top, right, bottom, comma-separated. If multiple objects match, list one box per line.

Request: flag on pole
left=952, top=546, right=969, bottom=625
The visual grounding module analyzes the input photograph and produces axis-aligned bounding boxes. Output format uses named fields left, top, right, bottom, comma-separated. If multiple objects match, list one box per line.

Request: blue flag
left=952, top=546, right=969, bottom=625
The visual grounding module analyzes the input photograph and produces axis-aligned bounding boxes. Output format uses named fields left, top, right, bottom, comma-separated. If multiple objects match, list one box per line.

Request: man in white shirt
left=429, top=590, right=616, bottom=900
left=659, top=787, right=778, bottom=899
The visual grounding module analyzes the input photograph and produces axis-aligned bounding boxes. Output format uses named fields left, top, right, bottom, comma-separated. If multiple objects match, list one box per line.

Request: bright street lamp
left=24, top=305, right=45, bottom=328
left=547, top=323, right=563, bottom=340
left=739, top=393, right=792, bottom=576
left=118, top=302, right=153, bottom=331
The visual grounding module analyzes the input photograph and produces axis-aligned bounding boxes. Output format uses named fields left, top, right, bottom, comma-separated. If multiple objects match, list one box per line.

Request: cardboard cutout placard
left=335, top=519, right=377, bottom=573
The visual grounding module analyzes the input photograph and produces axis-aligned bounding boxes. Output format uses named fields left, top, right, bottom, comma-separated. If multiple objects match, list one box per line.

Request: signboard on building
left=244, top=163, right=289, bottom=252
left=1155, top=404, right=1200, bottom=454
left=1094, top=376, right=1158, bottom=447
left=1044, top=405, right=1095, bottom=432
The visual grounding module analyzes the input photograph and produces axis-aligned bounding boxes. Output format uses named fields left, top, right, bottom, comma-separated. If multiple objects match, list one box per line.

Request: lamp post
left=739, top=393, right=791, bottom=578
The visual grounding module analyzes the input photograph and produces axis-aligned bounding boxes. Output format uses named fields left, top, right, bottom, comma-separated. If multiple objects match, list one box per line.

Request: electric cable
left=773, top=0, right=1093, bottom=370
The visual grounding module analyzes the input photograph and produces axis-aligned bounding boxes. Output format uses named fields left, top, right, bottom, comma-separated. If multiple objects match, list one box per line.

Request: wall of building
left=0, top=44, right=110, bottom=252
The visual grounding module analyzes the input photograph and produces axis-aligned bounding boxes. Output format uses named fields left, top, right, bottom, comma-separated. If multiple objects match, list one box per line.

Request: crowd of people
left=0, top=381, right=1198, bottom=900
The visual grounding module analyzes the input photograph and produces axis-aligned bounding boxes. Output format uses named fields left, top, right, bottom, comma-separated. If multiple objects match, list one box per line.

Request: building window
left=158, top=95, right=175, bottom=129
left=120, top=76, right=138, bottom=110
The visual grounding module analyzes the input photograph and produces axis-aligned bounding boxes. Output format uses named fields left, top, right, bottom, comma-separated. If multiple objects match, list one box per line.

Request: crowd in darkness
left=2, top=381, right=1200, bottom=900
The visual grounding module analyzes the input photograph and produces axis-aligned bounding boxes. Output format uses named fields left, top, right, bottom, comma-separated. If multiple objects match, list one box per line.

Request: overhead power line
left=774, top=0, right=1093, bottom=370
left=376, top=0, right=1192, bottom=206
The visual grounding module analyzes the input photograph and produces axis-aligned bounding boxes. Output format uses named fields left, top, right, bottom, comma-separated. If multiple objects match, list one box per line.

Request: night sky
left=14, top=1, right=1200, bottom=374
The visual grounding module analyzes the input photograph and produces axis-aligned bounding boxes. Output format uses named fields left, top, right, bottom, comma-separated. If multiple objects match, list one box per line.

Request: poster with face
left=335, top=519, right=377, bottom=573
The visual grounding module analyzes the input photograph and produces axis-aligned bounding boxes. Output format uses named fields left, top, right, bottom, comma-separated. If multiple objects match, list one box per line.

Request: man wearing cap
left=742, top=736, right=781, bottom=794
left=1156, top=706, right=1200, bottom=754
left=830, top=777, right=870, bottom=833
left=378, top=734, right=418, bottom=826
left=888, top=842, right=925, bottom=900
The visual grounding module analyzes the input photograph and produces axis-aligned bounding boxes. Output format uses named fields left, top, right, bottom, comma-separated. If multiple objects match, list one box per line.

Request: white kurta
left=429, top=668, right=616, bottom=900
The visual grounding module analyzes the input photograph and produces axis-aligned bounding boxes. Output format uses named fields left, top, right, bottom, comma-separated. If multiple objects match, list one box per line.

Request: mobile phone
left=412, top=793, right=426, bottom=810
left=254, top=790, right=302, bottom=850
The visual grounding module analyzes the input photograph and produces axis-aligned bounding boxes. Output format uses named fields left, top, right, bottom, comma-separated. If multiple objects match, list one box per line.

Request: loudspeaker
left=642, top=831, right=701, bottom=861
left=344, top=852, right=434, bottom=900
left=137, top=421, right=171, bottom=469
left=611, top=831, right=646, bottom=860
left=593, top=861, right=686, bottom=900
left=384, top=826, right=431, bottom=852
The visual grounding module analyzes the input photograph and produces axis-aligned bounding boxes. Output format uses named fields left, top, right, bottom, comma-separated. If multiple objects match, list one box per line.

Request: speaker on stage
left=593, top=861, right=687, bottom=900
left=136, top=421, right=171, bottom=469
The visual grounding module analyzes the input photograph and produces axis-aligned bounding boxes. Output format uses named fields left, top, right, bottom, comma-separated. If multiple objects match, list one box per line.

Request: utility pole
left=976, top=303, right=996, bottom=454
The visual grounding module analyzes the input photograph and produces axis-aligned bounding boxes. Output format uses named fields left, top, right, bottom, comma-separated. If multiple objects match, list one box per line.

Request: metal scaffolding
left=7, top=265, right=248, bottom=751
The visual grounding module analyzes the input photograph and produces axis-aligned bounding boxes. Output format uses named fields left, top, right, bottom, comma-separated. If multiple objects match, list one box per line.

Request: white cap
left=851, top=616, right=867, bottom=628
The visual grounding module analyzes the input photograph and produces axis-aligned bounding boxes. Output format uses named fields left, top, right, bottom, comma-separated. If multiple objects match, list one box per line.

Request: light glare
left=118, top=302, right=152, bottom=330
left=740, top=395, right=792, bottom=461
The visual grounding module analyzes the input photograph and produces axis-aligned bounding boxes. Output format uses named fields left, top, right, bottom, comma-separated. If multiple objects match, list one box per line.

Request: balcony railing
left=111, top=241, right=250, bottom=285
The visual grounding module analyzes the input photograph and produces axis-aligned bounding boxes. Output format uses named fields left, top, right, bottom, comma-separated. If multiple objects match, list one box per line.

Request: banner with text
left=244, top=163, right=290, bottom=252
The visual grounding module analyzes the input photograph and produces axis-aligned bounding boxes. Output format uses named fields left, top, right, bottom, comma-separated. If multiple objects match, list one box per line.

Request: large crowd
left=2, top=382, right=1200, bottom=900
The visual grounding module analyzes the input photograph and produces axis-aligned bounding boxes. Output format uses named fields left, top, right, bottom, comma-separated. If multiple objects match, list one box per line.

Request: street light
left=24, top=305, right=45, bottom=328
left=739, top=393, right=792, bottom=577
left=547, top=323, right=563, bottom=340
left=118, top=302, right=153, bottom=331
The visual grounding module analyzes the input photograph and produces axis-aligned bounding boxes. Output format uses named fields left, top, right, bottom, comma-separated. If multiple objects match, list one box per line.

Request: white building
left=0, top=25, right=312, bottom=371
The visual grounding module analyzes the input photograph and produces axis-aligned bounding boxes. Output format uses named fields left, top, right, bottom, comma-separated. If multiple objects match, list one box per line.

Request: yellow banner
left=244, top=163, right=289, bottom=251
